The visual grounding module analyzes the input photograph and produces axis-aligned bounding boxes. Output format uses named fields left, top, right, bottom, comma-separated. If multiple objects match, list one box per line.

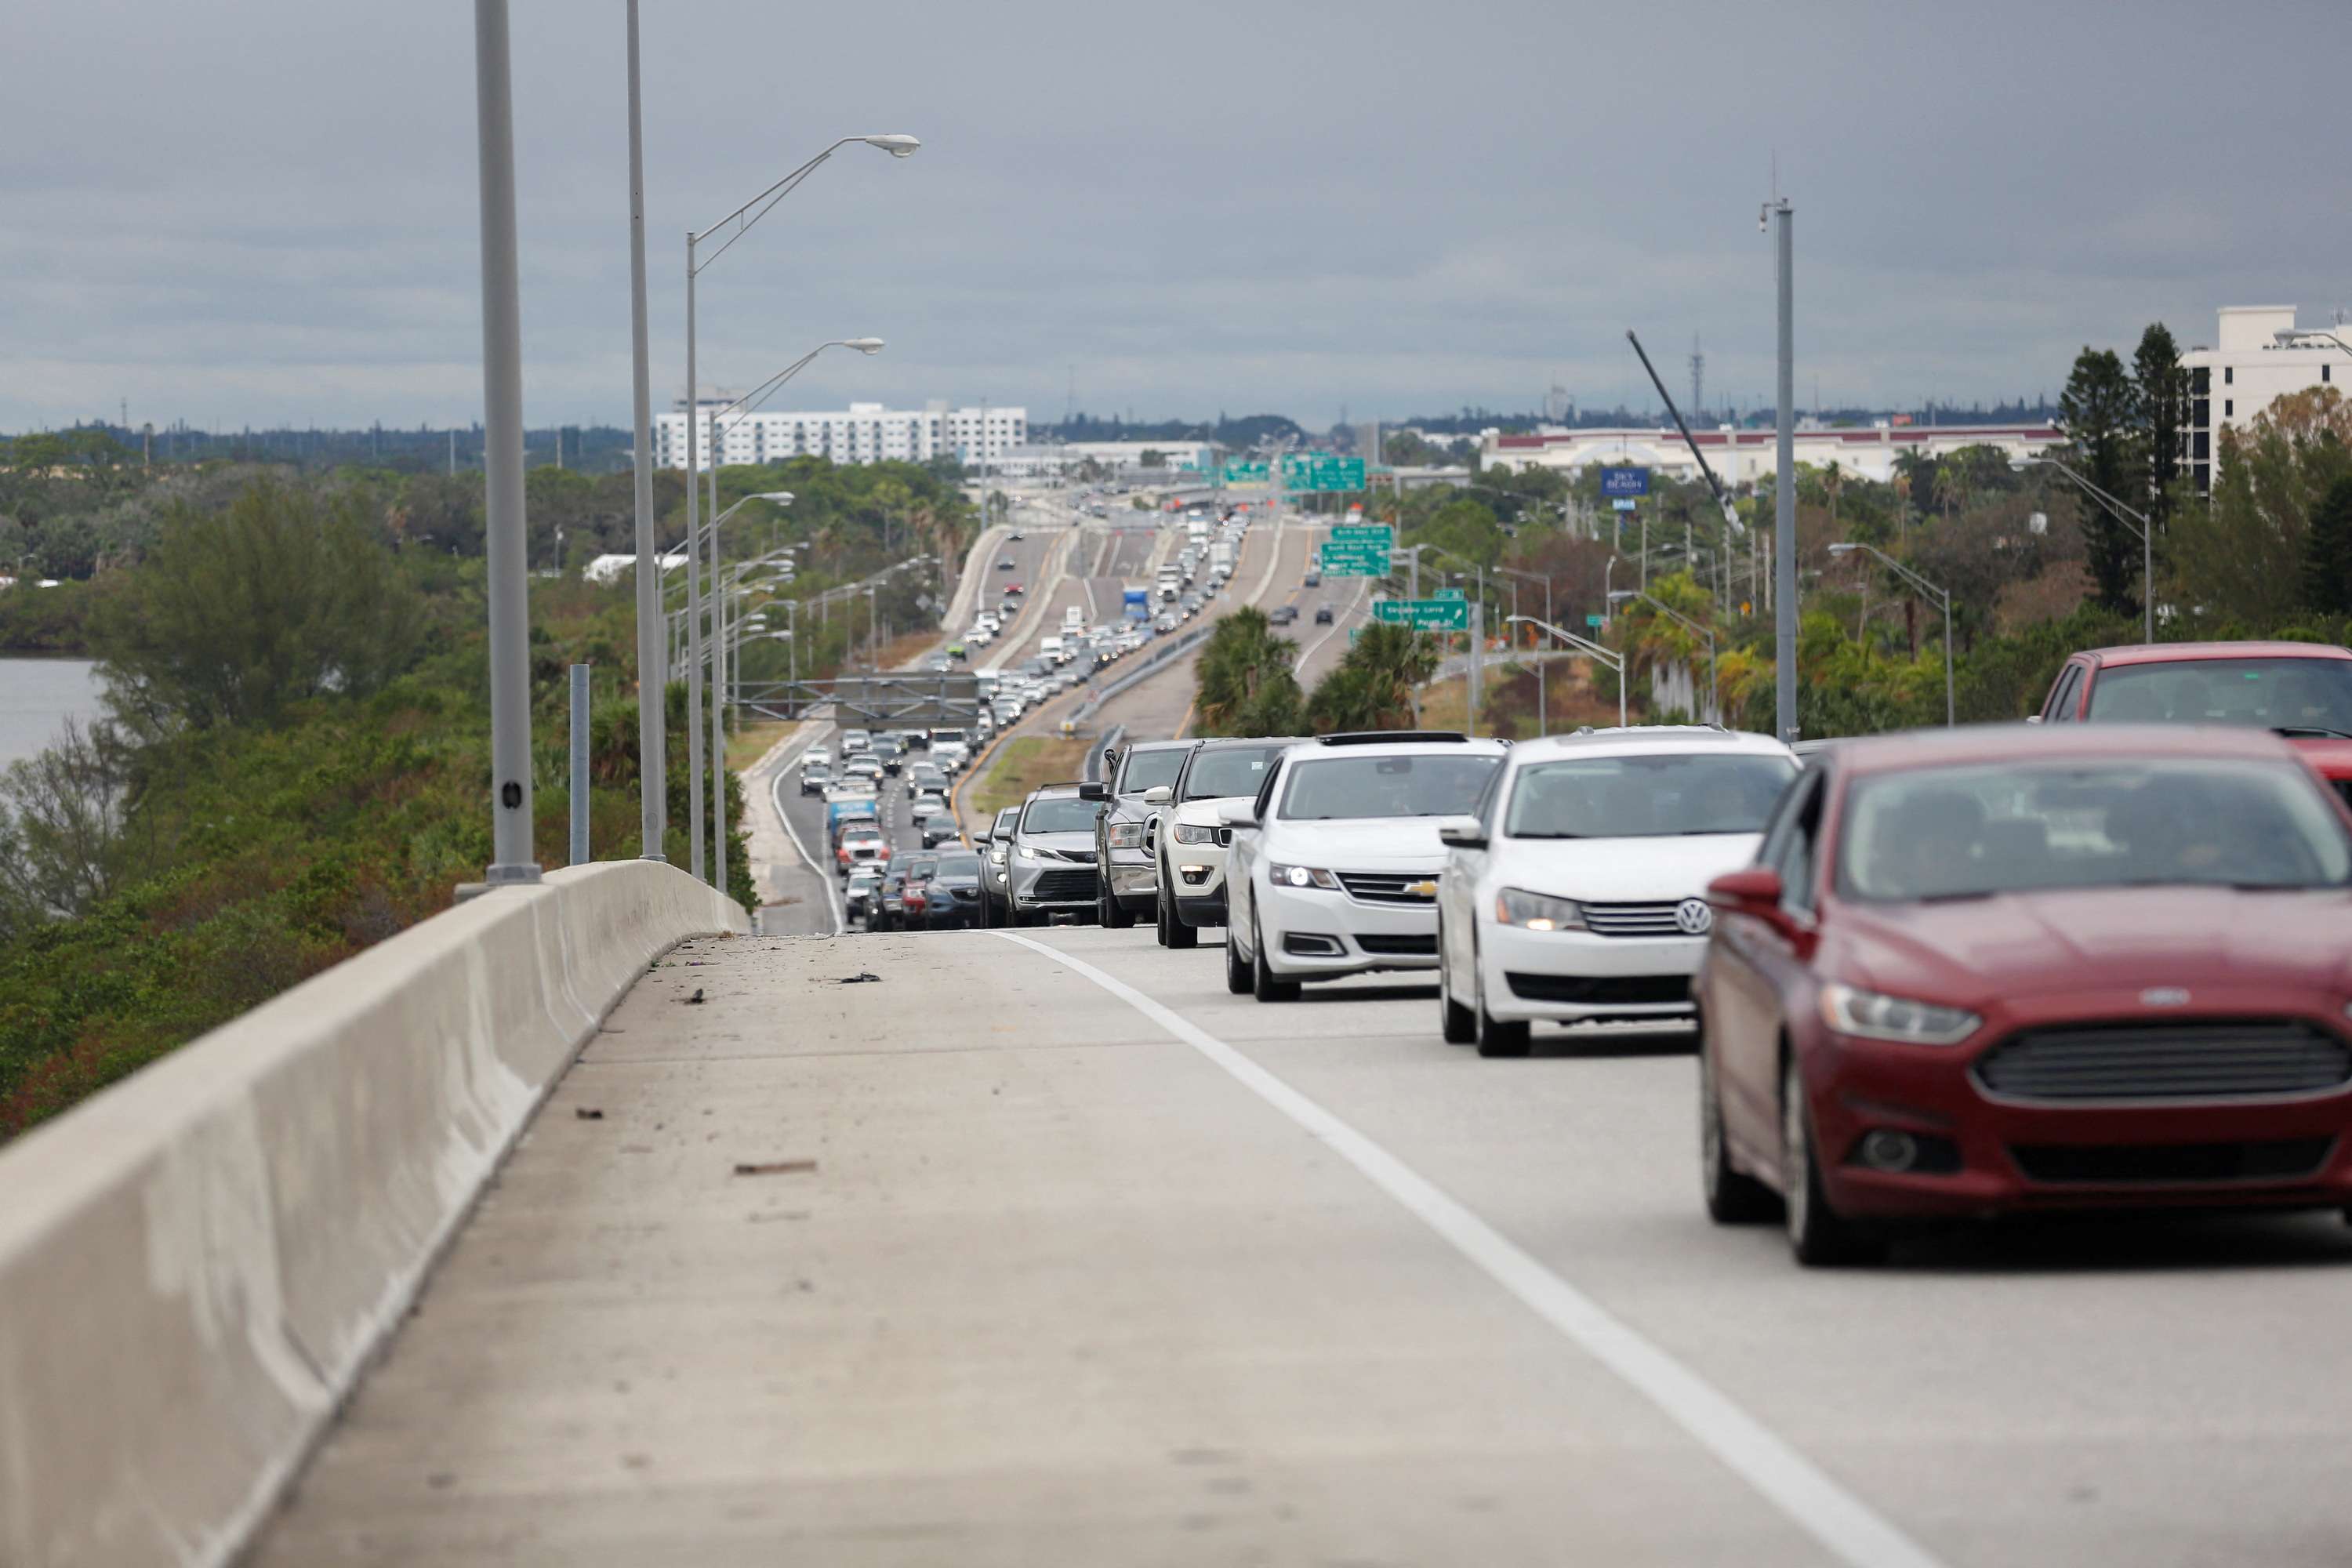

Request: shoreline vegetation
left=0, top=437, right=977, bottom=1140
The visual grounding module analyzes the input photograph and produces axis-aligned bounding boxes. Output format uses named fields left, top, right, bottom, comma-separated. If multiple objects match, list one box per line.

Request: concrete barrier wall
left=0, top=862, right=746, bottom=1568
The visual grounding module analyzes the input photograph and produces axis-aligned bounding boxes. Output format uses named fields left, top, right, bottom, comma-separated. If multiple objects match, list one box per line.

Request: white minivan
left=1038, top=635, right=1065, bottom=663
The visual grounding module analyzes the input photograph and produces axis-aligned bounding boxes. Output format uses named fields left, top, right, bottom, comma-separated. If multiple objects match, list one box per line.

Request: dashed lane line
left=988, top=931, right=1948, bottom=1568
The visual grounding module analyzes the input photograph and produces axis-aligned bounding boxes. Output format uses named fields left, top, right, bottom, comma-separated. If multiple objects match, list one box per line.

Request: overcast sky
left=7, top=0, right=2348, bottom=434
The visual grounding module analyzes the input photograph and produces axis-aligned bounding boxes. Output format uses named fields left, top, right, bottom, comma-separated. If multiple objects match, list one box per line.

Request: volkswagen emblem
left=1675, top=898, right=1714, bottom=935
left=2140, top=986, right=2190, bottom=1007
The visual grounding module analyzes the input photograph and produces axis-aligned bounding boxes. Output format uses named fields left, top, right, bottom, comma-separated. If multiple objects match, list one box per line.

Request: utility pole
left=472, top=0, right=539, bottom=886
left=1769, top=198, right=1797, bottom=743
left=625, top=0, right=665, bottom=861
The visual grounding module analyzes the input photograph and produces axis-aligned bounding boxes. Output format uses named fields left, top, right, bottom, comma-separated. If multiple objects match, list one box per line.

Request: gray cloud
left=7, top=0, right=2348, bottom=432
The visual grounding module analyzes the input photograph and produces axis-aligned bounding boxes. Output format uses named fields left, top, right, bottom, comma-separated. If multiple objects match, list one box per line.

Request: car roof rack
left=1317, top=731, right=1470, bottom=746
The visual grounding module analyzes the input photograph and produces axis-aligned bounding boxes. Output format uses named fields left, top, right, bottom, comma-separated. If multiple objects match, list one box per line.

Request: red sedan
left=1697, top=724, right=2352, bottom=1265
left=2038, top=641, right=2352, bottom=804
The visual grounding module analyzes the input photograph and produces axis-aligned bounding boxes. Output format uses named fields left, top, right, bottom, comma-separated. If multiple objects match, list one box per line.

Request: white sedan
left=1435, top=726, right=1799, bottom=1057
left=1223, top=734, right=1508, bottom=1001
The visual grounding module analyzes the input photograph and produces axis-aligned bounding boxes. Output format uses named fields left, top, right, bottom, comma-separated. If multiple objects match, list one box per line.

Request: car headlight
left=1266, top=862, right=1339, bottom=890
left=1018, top=844, right=1044, bottom=861
left=1107, top=822, right=1146, bottom=849
left=989, top=848, right=1007, bottom=865
left=1173, top=822, right=1218, bottom=844
left=1494, top=888, right=1585, bottom=931
left=1818, top=984, right=1981, bottom=1046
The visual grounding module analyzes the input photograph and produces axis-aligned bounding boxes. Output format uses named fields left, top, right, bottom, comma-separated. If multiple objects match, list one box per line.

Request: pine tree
left=2059, top=347, right=2140, bottom=618
left=2132, top=324, right=2187, bottom=522
left=2301, top=476, right=2352, bottom=619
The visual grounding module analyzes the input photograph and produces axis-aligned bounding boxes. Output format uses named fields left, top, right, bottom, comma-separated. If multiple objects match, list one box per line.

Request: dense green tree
left=2058, top=346, right=2140, bottom=616
left=2132, top=323, right=2187, bottom=521
left=2301, top=476, right=2352, bottom=619
left=94, top=477, right=425, bottom=730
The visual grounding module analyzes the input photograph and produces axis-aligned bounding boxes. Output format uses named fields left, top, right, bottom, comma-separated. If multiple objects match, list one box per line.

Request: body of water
left=0, top=659, right=105, bottom=771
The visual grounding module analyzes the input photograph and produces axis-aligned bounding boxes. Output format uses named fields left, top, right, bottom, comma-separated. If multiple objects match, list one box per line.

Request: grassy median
left=966, top=735, right=1091, bottom=819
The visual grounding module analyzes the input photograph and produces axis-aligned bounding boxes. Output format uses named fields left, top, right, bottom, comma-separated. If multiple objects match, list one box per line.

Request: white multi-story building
left=1481, top=422, right=2060, bottom=487
left=2179, top=307, right=2347, bottom=494
left=652, top=398, right=1025, bottom=471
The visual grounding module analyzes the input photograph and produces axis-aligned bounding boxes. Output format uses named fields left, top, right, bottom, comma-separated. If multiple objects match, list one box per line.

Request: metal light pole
left=624, top=0, right=664, bottom=862
left=1497, top=565, right=1552, bottom=735
left=472, top=0, right=538, bottom=887
left=2013, top=456, right=2154, bottom=644
left=696, top=340, right=877, bottom=902
left=1508, top=615, right=1627, bottom=728
left=1830, top=542, right=1955, bottom=727
left=682, top=134, right=916, bottom=887
left=1767, top=197, right=1797, bottom=743
left=1610, top=590, right=1718, bottom=723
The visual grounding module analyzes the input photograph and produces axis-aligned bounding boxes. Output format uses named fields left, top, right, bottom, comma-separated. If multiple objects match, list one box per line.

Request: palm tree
left=1305, top=622, right=1437, bottom=732
left=1196, top=608, right=1302, bottom=735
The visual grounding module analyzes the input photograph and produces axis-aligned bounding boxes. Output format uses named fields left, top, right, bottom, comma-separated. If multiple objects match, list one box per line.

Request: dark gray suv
left=977, top=805, right=1019, bottom=926
left=1086, top=739, right=1198, bottom=929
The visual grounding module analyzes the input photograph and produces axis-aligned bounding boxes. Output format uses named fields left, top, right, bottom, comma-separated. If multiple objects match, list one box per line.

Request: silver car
left=1006, top=783, right=1107, bottom=926
left=978, top=805, right=1019, bottom=925
left=1087, top=739, right=1198, bottom=929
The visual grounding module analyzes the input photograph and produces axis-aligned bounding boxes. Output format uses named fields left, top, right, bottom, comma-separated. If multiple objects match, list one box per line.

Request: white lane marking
left=770, top=756, right=844, bottom=934
left=1291, top=574, right=1367, bottom=674
left=988, top=931, right=1947, bottom=1568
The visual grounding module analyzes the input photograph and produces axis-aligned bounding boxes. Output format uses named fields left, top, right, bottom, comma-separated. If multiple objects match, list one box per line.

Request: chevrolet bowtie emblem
left=1405, top=880, right=1438, bottom=897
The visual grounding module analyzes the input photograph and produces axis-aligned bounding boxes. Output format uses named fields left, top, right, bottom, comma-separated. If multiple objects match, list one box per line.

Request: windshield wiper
left=1509, top=832, right=1588, bottom=839
left=1913, top=888, right=1997, bottom=903
left=2273, top=725, right=2352, bottom=739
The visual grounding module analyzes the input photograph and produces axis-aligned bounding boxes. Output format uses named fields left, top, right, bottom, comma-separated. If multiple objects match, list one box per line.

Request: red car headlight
left=1818, top=983, right=1981, bottom=1046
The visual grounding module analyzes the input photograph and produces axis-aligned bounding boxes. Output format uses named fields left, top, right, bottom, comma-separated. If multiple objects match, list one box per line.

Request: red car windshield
left=2087, top=657, right=2352, bottom=735
left=1837, top=758, right=2352, bottom=902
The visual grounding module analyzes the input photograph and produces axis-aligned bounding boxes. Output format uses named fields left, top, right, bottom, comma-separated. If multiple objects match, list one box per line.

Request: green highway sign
left=1432, top=586, right=1466, bottom=601
left=1221, top=460, right=1271, bottom=484
left=1331, top=523, right=1392, bottom=546
left=1374, top=597, right=1470, bottom=631
left=1318, top=542, right=1388, bottom=576
left=1586, top=613, right=1605, bottom=627
left=1282, top=455, right=1367, bottom=493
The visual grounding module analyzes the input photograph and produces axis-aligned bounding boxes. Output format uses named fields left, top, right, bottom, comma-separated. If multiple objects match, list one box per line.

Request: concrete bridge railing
left=0, top=861, right=746, bottom=1568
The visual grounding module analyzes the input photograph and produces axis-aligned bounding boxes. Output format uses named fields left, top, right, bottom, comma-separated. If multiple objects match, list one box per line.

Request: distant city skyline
left=7, top=0, right=2347, bottom=433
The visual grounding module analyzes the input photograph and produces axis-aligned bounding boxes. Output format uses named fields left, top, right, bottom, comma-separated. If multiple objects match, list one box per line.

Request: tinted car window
left=1118, top=747, right=1189, bottom=793
left=931, top=852, right=982, bottom=877
left=1838, top=758, right=2352, bottom=902
left=2085, top=658, right=2352, bottom=731
left=1183, top=746, right=1284, bottom=800
left=1504, top=754, right=1795, bottom=839
left=991, top=808, right=1020, bottom=839
left=1278, top=754, right=1501, bottom=820
left=1022, top=797, right=1103, bottom=834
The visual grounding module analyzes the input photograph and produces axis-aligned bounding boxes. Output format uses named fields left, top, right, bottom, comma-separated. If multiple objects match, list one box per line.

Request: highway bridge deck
left=246, top=924, right=2352, bottom=1567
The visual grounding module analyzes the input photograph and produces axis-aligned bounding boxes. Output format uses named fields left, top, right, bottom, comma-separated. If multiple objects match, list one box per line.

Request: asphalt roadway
left=247, top=923, right=2352, bottom=1567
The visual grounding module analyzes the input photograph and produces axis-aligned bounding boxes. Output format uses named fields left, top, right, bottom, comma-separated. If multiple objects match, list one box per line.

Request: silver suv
left=977, top=804, right=1018, bottom=925
left=1085, top=739, right=1198, bottom=928
left=1007, top=783, right=1107, bottom=926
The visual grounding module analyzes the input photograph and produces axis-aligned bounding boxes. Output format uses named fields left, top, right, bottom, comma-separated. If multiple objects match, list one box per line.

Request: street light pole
left=1610, top=590, right=1718, bottom=723
left=1497, top=565, right=1552, bottom=735
left=1508, top=615, right=1627, bottom=729
left=623, top=0, right=664, bottom=863
left=2015, top=456, right=2154, bottom=644
left=1830, top=543, right=1955, bottom=727
left=681, top=135, right=917, bottom=889
left=471, top=0, right=538, bottom=887
left=1768, top=196, right=1798, bottom=743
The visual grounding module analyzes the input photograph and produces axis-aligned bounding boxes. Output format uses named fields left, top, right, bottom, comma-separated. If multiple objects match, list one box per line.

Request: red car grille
left=1974, top=1020, right=2352, bottom=1103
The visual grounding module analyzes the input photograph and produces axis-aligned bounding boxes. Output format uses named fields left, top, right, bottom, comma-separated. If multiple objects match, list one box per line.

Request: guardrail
left=0, top=862, right=746, bottom=1568
left=1076, top=622, right=1212, bottom=719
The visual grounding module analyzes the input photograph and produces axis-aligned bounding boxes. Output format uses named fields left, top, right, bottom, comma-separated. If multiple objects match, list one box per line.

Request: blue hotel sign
left=1600, top=466, right=1650, bottom=497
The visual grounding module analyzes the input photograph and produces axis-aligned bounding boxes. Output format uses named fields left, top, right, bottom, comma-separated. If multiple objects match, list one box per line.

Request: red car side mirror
left=1707, top=867, right=1784, bottom=919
